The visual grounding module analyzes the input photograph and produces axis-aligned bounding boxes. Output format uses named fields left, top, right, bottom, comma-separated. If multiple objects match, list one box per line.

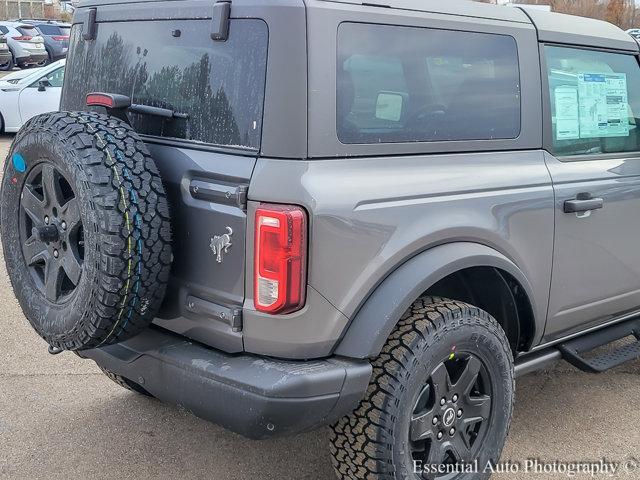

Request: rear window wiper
left=129, top=103, right=189, bottom=120
left=86, top=92, right=189, bottom=123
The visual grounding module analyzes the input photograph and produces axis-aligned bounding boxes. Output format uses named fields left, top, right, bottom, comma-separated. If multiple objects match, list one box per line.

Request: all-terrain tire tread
left=329, top=296, right=514, bottom=480
left=3, top=111, right=172, bottom=350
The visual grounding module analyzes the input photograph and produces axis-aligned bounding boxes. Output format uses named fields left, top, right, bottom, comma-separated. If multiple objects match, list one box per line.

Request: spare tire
left=1, top=111, right=172, bottom=351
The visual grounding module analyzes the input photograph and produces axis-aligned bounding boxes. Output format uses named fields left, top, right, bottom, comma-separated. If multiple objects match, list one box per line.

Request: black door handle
left=564, top=193, right=604, bottom=213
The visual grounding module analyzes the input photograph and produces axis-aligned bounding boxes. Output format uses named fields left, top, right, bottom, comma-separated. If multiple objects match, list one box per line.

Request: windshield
left=62, top=19, right=268, bottom=150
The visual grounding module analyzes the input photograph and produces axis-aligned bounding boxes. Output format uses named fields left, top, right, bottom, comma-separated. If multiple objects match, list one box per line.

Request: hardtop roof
left=74, top=0, right=639, bottom=53
left=316, top=0, right=529, bottom=23
left=523, top=7, right=638, bottom=52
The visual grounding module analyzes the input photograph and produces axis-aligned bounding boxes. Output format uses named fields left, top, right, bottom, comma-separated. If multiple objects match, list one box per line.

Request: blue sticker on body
left=12, top=153, right=26, bottom=173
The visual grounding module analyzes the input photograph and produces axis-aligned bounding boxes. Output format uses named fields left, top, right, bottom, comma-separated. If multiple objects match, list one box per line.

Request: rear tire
left=330, top=297, right=515, bottom=480
left=0, top=57, right=13, bottom=71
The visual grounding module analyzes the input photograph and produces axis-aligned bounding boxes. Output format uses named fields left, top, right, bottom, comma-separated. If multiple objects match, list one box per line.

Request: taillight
left=52, top=36, right=69, bottom=41
left=86, top=93, right=116, bottom=108
left=254, top=204, right=307, bottom=314
left=12, top=36, right=32, bottom=41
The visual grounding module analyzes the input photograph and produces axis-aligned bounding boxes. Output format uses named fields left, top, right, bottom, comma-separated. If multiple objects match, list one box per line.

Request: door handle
left=564, top=194, right=604, bottom=213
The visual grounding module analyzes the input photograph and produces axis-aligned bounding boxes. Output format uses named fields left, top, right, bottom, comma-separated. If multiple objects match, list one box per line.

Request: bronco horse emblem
left=210, top=227, right=233, bottom=263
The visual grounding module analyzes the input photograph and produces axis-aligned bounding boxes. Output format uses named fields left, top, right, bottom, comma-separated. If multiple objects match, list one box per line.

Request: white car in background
left=0, top=59, right=65, bottom=133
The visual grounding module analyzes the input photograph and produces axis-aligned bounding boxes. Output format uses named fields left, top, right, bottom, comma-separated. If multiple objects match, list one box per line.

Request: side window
left=0, top=27, right=8, bottom=34
left=337, top=23, right=521, bottom=144
left=30, top=67, right=65, bottom=88
left=545, top=45, right=640, bottom=157
left=47, top=67, right=65, bottom=87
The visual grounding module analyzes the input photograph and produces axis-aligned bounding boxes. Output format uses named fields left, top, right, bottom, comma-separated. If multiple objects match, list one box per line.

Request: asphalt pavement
left=0, top=134, right=639, bottom=480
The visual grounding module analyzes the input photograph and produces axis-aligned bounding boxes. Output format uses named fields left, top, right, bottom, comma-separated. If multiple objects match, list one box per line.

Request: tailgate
left=61, top=4, right=269, bottom=351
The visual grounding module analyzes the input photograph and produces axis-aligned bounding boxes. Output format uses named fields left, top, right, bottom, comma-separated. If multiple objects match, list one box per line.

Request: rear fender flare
left=333, top=242, right=538, bottom=359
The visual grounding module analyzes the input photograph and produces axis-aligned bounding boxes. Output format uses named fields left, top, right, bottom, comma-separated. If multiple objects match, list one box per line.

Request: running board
left=558, top=319, right=640, bottom=373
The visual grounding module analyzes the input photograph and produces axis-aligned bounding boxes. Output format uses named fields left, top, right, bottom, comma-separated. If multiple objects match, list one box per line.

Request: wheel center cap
left=35, top=225, right=60, bottom=243
left=443, top=407, right=456, bottom=427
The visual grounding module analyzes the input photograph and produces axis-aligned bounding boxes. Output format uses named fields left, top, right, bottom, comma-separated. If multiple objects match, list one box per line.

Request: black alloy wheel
left=19, top=162, right=84, bottom=303
left=410, top=354, right=492, bottom=479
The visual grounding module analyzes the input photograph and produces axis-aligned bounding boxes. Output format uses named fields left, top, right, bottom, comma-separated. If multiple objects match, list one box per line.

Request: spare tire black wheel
left=1, top=111, right=172, bottom=351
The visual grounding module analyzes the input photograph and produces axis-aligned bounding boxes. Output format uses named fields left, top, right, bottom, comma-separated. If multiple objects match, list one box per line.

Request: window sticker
left=577, top=73, right=629, bottom=139
left=554, top=86, right=580, bottom=140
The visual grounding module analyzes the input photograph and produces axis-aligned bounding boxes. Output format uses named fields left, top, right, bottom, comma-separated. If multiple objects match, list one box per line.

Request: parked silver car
left=0, top=21, right=47, bottom=68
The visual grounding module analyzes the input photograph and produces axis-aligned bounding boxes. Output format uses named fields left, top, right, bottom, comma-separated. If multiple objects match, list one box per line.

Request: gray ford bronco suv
left=3, top=0, right=640, bottom=478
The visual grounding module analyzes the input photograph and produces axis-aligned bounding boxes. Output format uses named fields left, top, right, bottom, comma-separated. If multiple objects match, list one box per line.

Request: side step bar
left=514, top=348, right=561, bottom=377
left=558, top=319, right=640, bottom=373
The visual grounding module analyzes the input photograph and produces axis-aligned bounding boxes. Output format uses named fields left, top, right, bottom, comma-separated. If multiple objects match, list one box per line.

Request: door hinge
left=211, top=1, right=231, bottom=42
left=82, top=8, right=97, bottom=41
left=186, top=295, right=243, bottom=331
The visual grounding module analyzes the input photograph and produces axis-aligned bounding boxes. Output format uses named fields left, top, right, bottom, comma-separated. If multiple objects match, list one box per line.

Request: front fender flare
left=333, top=242, right=537, bottom=359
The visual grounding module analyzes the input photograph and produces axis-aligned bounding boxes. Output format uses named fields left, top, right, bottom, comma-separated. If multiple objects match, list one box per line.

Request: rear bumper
left=48, top=45, right=68, bottom=59
left=82, top=328, right=372, bottom=439
left=16, top=52, right=47, bottom=64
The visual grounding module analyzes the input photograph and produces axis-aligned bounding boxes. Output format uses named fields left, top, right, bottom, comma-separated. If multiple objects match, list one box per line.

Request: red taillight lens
left=254, top=204, right=307, bottom=314
left=13, top=36, right=32, bottom=41
left=52, top=35, right=69, bottom=41
left=86, top=93, right=115, bottom=108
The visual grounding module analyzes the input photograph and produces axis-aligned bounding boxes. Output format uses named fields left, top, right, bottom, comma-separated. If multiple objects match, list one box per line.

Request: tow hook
left=47, top=345, right=64, bottom=355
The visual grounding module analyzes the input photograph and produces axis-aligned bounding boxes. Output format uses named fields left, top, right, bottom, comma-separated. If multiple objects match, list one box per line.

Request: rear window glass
left=38, top=25, right=65, bottom=36
left=17, top=26, right=37, bottom=35
left=337, top=23, right=521, bottom=144
left=63, top=19, right=268, bottom=150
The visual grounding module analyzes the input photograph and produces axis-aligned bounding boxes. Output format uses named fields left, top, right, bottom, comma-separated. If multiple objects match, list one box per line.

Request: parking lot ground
left=0, top=133, right=639, bottom=480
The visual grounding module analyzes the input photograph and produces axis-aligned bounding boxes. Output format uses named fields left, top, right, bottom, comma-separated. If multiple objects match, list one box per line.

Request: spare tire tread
left=3, top=111, right=172, bottom=350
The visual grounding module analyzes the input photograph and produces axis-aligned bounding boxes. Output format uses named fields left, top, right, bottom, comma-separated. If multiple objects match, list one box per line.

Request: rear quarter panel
left=245, top=151, right=555, bottom=357
left=241, top=2, right=555, bottom=358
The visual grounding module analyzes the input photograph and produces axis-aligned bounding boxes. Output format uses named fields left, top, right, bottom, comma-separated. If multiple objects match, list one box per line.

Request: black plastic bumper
left=82, top=328, right=372, bottom=439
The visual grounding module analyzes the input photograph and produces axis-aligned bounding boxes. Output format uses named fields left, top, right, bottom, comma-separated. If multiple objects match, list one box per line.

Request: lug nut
left=432, top=416, right=438, bottom=425
left=440, top=398, right=446, bottom=406
left=44, top=216, right=49, bottom=225
left=61, top=221, right=67, bottom=230
left=457, top=409, right=463, bottom=418
left=450, top=428, right=456, bottom=436
left=437, top=432, right=443, bottom=440
left=53, top=249, right=59, bottom=258
left=452, top=394, right=458, bottom=403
